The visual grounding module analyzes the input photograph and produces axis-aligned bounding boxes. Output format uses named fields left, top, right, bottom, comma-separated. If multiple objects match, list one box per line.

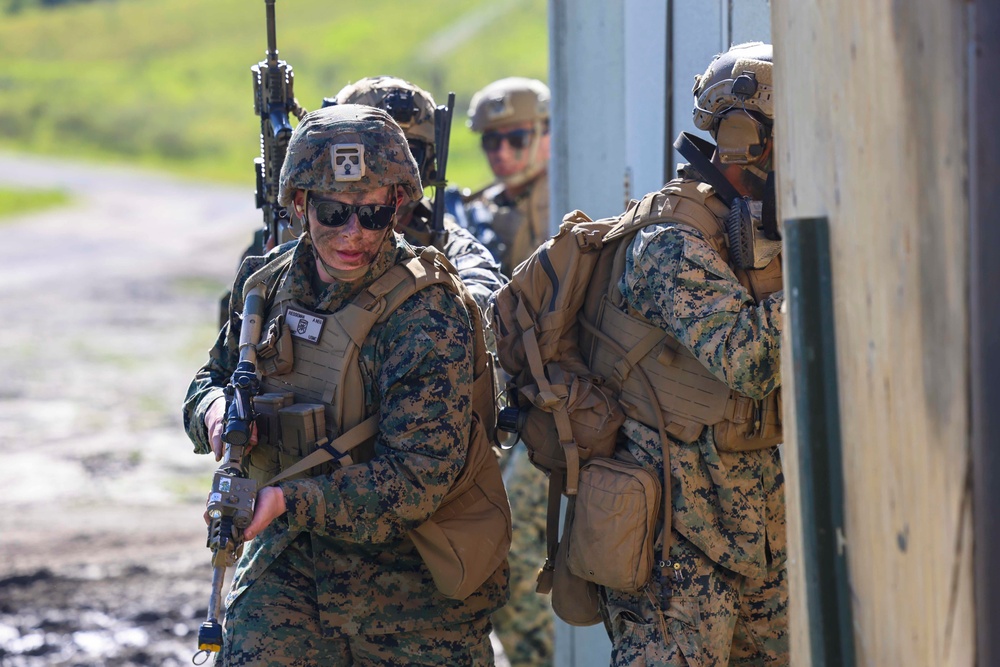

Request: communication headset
left=715, top=72, right=771, bottom=165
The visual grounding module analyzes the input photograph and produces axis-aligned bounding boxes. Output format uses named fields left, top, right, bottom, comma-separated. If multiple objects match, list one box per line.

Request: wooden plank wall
left=770, top=2, right=975, bottom=666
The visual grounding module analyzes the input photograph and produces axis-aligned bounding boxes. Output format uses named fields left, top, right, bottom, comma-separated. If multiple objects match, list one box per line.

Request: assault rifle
left=428, top=92, right=456, bottom=249
left=251, top=0, right=307, bottom=253
left=194, top=284, right=267, bottom=662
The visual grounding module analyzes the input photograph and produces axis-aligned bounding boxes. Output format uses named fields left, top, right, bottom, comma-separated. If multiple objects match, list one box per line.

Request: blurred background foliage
left=0, top=0, right=548, bottom=191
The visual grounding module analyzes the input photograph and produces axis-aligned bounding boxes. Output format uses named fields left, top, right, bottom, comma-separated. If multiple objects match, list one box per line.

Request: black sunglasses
left=481, top=128, right=535, bottom=152
left=308, top=194, right=396, bottom=231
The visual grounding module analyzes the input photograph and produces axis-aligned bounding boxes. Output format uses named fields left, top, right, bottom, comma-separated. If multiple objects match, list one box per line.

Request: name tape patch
left=286, top=308, right=325, bottom=343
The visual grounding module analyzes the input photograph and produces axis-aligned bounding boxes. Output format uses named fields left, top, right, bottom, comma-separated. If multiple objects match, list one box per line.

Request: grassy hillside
left=0, top=0, right=548, bottom=191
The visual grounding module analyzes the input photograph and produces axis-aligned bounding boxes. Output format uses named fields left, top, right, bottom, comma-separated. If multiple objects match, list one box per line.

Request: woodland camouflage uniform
left=601, top=223, right=786, bottom=665
left=183, top=105, right=507, bottom=666
left=599, top=42, right=787, bottom=666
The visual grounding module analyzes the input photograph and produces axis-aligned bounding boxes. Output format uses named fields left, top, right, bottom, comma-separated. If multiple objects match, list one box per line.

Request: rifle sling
left=263, top=414, right=379, bottom=486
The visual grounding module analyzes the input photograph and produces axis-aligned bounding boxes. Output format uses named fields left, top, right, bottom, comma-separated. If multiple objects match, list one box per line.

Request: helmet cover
left=692, top=42, right=773, bottom=134
left=278, top=104, right=422, bottom=206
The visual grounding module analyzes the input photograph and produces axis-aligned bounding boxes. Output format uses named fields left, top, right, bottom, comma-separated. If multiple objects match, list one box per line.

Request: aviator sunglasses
left=481, top=128, right=535, bottom=152
left=308, top=193, right=397, bottom=231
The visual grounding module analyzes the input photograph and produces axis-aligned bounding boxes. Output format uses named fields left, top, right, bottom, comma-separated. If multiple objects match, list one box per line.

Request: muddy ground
left=0, top=153, right=256, bottom=666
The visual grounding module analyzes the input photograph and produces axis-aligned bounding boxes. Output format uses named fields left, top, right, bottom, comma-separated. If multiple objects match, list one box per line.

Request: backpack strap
left=535, top=467, right=566, bottom=595
left=578, top=314, right=673, bottom=583
left=515, top=299, right=581, bottom=496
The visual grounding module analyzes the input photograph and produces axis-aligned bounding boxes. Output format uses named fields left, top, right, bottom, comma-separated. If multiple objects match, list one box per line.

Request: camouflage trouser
left=491, top=445, right=554, bottom=667
left=600, top=528, right=788, bottom=667
left=219, top=539, right=495, bottom=666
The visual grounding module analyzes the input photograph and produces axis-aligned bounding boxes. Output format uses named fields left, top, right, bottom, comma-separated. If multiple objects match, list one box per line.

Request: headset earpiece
left=716, top=112, right=768, bottom=164
left=731, top=71, right=759, bottom=100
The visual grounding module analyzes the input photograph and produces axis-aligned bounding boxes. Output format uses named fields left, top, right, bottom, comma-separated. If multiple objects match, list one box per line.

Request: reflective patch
left=209, top=492, right=222, bottom=503
left=286, top=308, right=324, bottom=343
left=331, top=144, right=365, bottom=181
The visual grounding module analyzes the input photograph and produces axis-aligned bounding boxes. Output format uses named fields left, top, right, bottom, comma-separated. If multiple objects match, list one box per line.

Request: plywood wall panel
left=771, top=0, right=973, bottom=665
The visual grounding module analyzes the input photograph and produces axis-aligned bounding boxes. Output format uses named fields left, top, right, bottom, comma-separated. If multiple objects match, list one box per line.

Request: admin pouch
left=565, top=456, right=661, bottom=592
left=243, top=244, right=510, bottom=600
left=490, top=181, right=783, bottom=618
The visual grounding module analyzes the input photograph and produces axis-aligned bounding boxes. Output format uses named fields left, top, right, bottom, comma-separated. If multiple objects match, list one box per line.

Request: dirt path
left=0, top=152, right=259, bottom=665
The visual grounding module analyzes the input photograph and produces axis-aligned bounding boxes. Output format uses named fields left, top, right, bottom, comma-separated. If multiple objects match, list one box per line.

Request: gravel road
left=0, top=152, right=258, bottom=666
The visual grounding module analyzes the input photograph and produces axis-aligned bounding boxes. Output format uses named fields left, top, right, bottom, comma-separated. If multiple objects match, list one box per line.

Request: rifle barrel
left=265, top=0, right=278, bottom=63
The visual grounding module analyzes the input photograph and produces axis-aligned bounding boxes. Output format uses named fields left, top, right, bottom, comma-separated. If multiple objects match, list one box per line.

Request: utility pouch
left=277, top=403, right=326, bottom=459
left=551, top=497, right=602, bottom=626
left=252, top=392, right=294, bottom=447
left=409, top=414, right=512, bottom=600
left=567, top=457, right=661, bottom=592
left=714, top=389, right=782, bottom=452
left=256, top=314, right=294, bottom=376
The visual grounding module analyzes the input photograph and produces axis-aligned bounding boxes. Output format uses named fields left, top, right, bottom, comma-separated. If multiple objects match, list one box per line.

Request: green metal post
left=784, top=216, right=856, bottom=667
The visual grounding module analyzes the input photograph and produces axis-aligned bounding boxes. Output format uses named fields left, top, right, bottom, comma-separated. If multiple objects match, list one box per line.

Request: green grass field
left=0, top=0, right=548, bottom=191
left=0, top=187, right=71, bottom=220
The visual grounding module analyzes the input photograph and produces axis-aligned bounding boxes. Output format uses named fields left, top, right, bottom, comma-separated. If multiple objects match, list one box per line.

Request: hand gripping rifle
left=251, top=0, right=307, bottom=254
left=194, top=284, right=267, bottom=663
left=428, top=92, right=456, bottom=250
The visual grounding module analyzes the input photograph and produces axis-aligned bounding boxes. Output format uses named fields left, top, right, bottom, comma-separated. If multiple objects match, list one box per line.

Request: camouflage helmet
left=327, top=76, right=437, bottom=183
left=467, top=77, right=550, bottom=132
left=329, top=76, right=436, bottom=146
left=692, top=42, right=773, bottom=134
left=277, top=104, right=422, bottom=207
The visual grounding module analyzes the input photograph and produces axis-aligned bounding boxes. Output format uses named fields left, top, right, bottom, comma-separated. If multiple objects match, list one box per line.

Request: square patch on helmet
left=331, top=144, right=365, bottom=182
left=484, top=96, right=513, bottom=122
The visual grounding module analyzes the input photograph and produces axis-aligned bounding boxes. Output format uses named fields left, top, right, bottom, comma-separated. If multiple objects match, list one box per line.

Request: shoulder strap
left=601, top=187, right=729, bottom=305
left=672, top=132, right=741, bottom=204
left=241, top=245, right=297, bottom=308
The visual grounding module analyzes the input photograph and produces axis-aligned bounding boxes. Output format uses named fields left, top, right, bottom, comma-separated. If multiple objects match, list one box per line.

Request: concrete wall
left=772, top=2, right=975, bottom=665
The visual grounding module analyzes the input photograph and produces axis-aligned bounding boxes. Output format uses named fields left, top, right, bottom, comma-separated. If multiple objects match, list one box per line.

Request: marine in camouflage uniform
left=595, top=43, right=788, bottom=666
left=326, top=76, right=505, bottom=313
left=465, top=78, right=551, bottom=279
left=461, top=76, right=555, bottom=667
left=183, top=104, right=508, bottom=666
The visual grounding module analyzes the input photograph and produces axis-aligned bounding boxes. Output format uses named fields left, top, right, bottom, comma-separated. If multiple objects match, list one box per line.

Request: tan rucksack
left=491, top=182, right=784, bottom=621
left=490, top=205, right=670, bottom=624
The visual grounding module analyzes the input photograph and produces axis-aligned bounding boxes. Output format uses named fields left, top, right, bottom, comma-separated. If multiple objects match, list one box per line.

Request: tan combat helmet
left=277, top=104, right=422, bottom=207
left=467, top=77, right=549, bottom=133
left=692, top=42, right=774, bottom=165
left=467, top=77, right=550, bottom=187
left=328, top=76, right=438, bottom=184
